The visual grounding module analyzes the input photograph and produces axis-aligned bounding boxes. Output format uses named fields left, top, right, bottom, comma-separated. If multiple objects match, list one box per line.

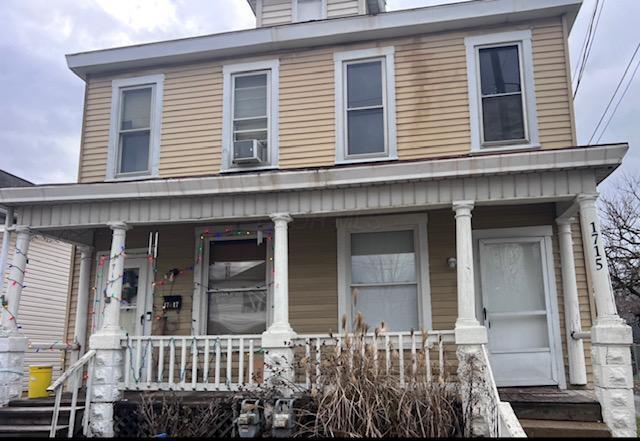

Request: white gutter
left=66, top=0, right=582, bottom=79
left=0, top=144, right=626, bottom=206
left=0, top=207, right=14, bottom=285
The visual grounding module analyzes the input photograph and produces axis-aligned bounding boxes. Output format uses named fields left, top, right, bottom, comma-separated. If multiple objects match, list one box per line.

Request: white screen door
left=97, top=255, right=153, bottom=336
left=478, top=237, right=559, bottom=386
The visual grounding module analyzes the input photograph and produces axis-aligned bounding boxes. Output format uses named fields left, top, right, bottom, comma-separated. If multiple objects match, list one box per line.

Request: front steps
left=500, top=387, right=611, bottom=438
left=0, top=395, right=84, bottom=438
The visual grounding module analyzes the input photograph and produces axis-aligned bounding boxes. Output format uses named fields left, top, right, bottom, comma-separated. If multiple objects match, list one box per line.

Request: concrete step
left=510, top=400, right=603, bottom=422
left=519, top=419, right=612, bottom=437
left=0, top=424, right=69, bottom=438
left=0, top=406, right=84, bottom=425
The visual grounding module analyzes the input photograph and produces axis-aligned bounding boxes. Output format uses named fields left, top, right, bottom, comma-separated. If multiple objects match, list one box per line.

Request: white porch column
left=70, top=245, right=94, bottom=365
left=89, top=222, right=129, bottom=438
left=0, top=207, right=14, bottom=284
left=452, top=201, right=491, bottom=437
left=262, top=213, right=296, bottom=388
left=0, top=226, right=30, bottom=406
left=452, top=201, right=487, bottom=344
left=578, top=194, right=636, bottom=437
left=556, top=218, right=587, bottom=385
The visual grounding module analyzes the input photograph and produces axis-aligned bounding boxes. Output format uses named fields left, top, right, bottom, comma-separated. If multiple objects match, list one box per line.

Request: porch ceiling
left=0, top=144, right=627, bottom=232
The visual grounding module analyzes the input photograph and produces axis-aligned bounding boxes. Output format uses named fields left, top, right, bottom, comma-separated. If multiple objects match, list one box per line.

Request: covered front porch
left=0, top=144, right=635, bottom=437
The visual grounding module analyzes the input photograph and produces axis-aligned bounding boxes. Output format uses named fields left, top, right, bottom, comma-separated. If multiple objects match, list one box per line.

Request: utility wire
left=572, top=0, right=599, bottom=81
left=595, top=52, right=640, bottom=143
left=573, top=0, right=605, bottom=98
left=588, top=41, right=640, bottom=144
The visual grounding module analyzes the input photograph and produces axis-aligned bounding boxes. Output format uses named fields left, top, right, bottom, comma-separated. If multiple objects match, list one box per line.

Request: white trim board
left=465, top=30, right=539, bottom=153
left=336, top=212, right=432, bottom=333
left=221, top=59, right=279, bottom=172
left=106, top=74, right=164, bottom=181
left=66, top=0, right=582, bottom=80
left=334, top=46, right=397, bottom=164
left=1, top=144, right=624, bottom=206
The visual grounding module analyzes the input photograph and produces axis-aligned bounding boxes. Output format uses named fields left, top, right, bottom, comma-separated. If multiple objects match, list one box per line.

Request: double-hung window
left=107, top=75, right=163, bottom=179
left=335, top=47, right=397, bottom=163
left=465, top=31, right=539, bottom=152
left=294, top=0, right=326, bottom=22
left=222, top=60, right=279, bottom=171
left=337, top=214, right=431, bottom=333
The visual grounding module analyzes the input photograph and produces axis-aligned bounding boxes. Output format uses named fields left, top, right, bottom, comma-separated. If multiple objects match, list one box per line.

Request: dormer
left=247, top=0, right=386, bottom=27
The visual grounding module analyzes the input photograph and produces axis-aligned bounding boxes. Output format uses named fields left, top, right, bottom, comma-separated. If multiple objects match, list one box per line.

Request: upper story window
left=465, top=30, right=539, bottom=152
left=334, top=47, right=397, bottom=164
left=293, top=0, right=326, bottom=22
left=107, top=75, right=164, bottom=180
left=222, top=60, right=279, bottom=172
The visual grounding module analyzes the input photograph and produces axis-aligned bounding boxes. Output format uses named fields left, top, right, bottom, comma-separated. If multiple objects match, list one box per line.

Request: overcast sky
left=0, top=0, right=638, bottom=191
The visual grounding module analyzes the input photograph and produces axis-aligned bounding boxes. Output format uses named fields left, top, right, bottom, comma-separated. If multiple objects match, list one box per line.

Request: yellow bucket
left=28, top=365, right=52, bottom=399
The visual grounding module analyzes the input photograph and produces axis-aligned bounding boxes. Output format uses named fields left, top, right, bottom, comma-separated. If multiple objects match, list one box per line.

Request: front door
left=478, top=237, right=560, bottom=386
left=97, top=255, right=153, bottom=336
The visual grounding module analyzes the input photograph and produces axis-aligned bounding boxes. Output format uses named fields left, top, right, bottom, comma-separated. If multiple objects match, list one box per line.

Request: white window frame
left=465, top=30, right=539, bottom=153
left=106, top=74, right=164, bottom=180
left=336, top=213, right=432, bottom=333
left=222, top=59, right=279, bottom=172
left=334, top=47, right=397, bottom=164
left=192, top=224, right=274, bottom=335
left=292, top=0, right=327, bottom=22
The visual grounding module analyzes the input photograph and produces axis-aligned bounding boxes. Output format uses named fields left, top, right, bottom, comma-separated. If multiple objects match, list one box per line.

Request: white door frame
left=473, top=226, right=566, bottom=389
left=93, top=248, right=154, bottom=336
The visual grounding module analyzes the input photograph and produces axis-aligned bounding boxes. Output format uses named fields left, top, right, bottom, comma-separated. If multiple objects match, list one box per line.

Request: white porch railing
left=120, top=335, right=263, bottom=391
left=481, top=345, right=526, bottom=438
left=291, top=330, right=455, bottom=387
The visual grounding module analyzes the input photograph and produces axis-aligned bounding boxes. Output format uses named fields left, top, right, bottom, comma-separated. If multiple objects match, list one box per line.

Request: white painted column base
left=456, top=344, right=494, bottom=437
left=591, top=320, right=636, bottom=437
left=0, top=331, right=27, bottom=406
left=261, top=330, right=297, bottom=395
left=88, top=332, right=125, bottom=438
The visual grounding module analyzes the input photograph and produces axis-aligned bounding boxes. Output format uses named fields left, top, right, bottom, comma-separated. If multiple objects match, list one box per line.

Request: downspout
left=0, top=207, right=15, bottom=288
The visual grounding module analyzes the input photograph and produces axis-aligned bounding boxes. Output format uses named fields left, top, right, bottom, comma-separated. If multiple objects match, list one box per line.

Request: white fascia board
left=0, top=143, right=626, bottom=206
left=66, top=0, right=582, bottom=80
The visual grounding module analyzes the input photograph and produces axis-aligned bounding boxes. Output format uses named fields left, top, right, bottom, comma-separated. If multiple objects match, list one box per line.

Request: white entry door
left=478, top=237, right=560, bottom=387
left=97, top=255, right=153, bottom=336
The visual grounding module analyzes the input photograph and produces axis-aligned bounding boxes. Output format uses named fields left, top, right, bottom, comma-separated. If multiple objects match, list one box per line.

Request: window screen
left=118, top=87, right=152, bottom=174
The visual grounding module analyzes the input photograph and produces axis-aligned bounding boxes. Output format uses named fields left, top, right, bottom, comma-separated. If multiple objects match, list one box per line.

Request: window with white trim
left=107, top=75, right=164, bottom=179
left=222, top=60, right=279, bottom=171
left=465, top=31, right=539, bottom=152
left=337, top=214, right=431, bottom=333
left=294, top=0, right=325, bottom=22
left=335, top=47, right=397, bottom=163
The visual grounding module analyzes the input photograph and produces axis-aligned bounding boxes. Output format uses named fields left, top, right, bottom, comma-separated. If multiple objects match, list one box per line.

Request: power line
left=573, top=0, right=605, bottom=98
left=572, top=0, right=599, bottom=81
left=588, top=41, right=640, bottom=144
left=595, top=53, right=640, bottom=143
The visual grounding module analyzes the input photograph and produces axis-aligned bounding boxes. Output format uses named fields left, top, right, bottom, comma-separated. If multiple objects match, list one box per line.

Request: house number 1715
left=591, top=221, right=604, bottom=271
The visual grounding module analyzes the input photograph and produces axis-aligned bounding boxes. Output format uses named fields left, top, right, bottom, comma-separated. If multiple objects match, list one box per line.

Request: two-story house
left=0, top=0, right=635, bottom=437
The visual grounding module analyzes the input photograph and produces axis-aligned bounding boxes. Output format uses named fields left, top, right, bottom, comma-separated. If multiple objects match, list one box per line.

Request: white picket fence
left=119, top=330, right=456, bottom=392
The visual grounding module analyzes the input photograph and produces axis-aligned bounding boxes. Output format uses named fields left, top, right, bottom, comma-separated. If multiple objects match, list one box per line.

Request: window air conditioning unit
left=233, top=139, right=267, bottom=164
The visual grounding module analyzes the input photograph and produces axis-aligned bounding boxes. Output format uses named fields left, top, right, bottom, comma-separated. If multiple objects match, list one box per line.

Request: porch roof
left=0, top=144, right=627, bottom=236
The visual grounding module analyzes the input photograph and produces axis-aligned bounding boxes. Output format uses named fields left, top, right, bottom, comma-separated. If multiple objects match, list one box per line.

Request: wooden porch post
left=556, top=218, right=587, bottom=385
left=577, top=194, right=636, bottom=437
left=69, top=245, right=94, bottom=365
left=88, top=222, right=129, bottom=437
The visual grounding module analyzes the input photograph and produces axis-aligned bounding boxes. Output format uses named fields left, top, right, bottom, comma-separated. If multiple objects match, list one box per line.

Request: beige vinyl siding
left=0, top=232, right=73, bottom=388
left=327, top=0, right=362, bottom=18
left=261, top=0, right=292, bottom=26
left=77, top=18, right=574, bottom=183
